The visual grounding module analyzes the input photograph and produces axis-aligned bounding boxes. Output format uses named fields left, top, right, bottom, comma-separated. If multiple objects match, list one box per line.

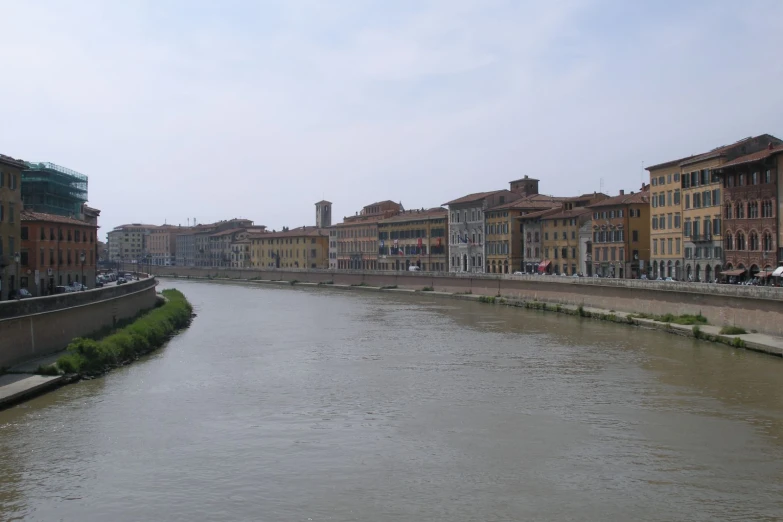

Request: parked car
left=640, top=274, right=648, bottom=280
left=664, top=277, right=674, bottom=282
left=10, top=288, right=33, bottom=299
left=70, top=282, right=88, bottom=291
left=408, top=266, right=421, bottom=272
left=117, top=277, right=127, bottom=285
left=512, top=271, right=524, bottom=276
left=95, top=280, right=104, bottom=288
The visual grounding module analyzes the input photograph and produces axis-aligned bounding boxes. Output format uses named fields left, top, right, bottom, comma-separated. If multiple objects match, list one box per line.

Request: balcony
left=690, top=233, right=712, bottom=243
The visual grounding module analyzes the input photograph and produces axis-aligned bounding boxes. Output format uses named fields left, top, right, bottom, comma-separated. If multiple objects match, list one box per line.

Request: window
left=611, top=247, right=616, bottom=261
left=736, top=202, right=745, bottom=219
left=658, top=194, right=665, bottom=207
left=762, top=200, right=773, bottom=218
left=749, top=201, right=759, bottom=219
left=652, top=177, right=658, bottom=186
left=667, top=238, right=673, bottom=255
left=713, top=218, right=721, bottom=236
left=693, top=193, right=701, bottom=208
left=739, top=173, right=746, bottom=186
left=653, top=239, right=658, bottom=255
left=684, top=220, right=691, bottom=237
left=658, top=176, right=665, bottom=185
left=725, top=203, right=733, bottom=219
left=703, top=191, right=711, bottom=207
left=763, top=232, right=773, bottom=252
left=712, top=189, right=720, bottom=206
left=652, top=195, right=657, bottom=208
left=701, top=169, right=709, bottom=185
left=667, top=174, right=672, bottom=184
left=765, top=170, right=772, bottom=184
left=667, top=214, right=673, bottom=229
left=682, top=173, right=690, bottom=189
left=674, top=190, right=680, bottom=205
left=675, top=238, right=680, bottom=254
left=21, top=227, right=29, bottom=240
left=736, top=232, right=745, bottom=251
left=632, top=230, right=639, bottom=242
left=749, top=232, right=759, bottom=251
left=752, top=171, right=759, bottom=185
left=685, top=194, right=690, bottom=209
left=667, top=191, right=672, bottom=206
left=9, top=203, right=14, bottom=223
left=674, top=173, right=680, bottom=182
left=674, top=213, right=681, bottom=228
left=726, top=234, right=734, bottom=250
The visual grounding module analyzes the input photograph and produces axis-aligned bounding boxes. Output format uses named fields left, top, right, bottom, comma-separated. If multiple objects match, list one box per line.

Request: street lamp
left=14, top=252, right=20, bottom=299
left=80, top=251, right=86, bottom=290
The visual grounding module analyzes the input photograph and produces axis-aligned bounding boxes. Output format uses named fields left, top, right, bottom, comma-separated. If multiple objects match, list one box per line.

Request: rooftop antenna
left=641, top=160, right=645, bottom=186
left=599, top=177, right=605, bottom=194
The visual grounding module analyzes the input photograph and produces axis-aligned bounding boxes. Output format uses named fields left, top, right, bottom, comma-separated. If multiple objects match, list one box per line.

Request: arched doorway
left=705, top=265, right=712, bottom=282
left=504, top=261, right=509, bottom=274
left=667, top=261, right=672, bottom=278
left=750, top=264, right=759, bottom=279
left=463, top=254, right=468, bottom=272
left=695, top=264, right=701, bottom=282
left=652, top=261, right=658, bottom=278
left=674, top=261, right=681, bottom=280
left=714, top=265, right=721, bottom=281
left=686, top=264, right=692, bottom=281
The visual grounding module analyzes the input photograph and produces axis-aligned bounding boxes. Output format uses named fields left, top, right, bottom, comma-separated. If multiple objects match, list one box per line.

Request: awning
left=773, top=266, right=783, bottom=277
left=755, top=270, right=772, bottom=278
left=538, top=260, right=551, bottom=273
left=721, top=268, right=746, bottom=277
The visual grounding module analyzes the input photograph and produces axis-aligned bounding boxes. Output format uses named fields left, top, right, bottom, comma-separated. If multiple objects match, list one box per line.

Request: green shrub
left=731, top=337, right=746, bottom=348
left=692, top=325, right=702, bottom=339
left=720, top=325, right=747, bottom=335
left=289, top=280, right=299, bottom=286
left=36, top=364, right=61, bottom=376
left=56, top=289, right=192, bottom=375
left=577, top=304, right=585, bottom=316
left=478, top=296, right=496, bottom=304
left=422, top=286, right=434, bottom=291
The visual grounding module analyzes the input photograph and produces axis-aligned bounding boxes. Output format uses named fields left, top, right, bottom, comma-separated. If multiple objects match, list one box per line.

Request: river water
left=1, top=280, right=782, bottom=521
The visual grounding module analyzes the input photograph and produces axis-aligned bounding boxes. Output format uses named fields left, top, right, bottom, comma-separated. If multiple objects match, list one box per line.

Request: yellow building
left=0, top=154, right=25, bottom=300
left=249, top=226, right=329, bottom=269
left=540, top=194, right=606, bottom=275
left=587, top=188, right=651, bottom=279
left=377, top=208, right=448, bottom=272
left=647, top=158, right=685, bottom=279
left=485, top=195, right=563, bottom=274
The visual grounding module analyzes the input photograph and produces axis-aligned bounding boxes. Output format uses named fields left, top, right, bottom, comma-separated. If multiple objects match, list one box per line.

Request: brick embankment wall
left=156, top=267, right=783, bottom=337
left=0, top=279, right=158, bottom=367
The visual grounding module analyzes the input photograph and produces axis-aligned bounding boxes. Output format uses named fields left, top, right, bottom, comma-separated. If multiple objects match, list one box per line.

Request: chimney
left=769, top=142, right=774, bottom=150
left=620, top=190, right=625, bottom=195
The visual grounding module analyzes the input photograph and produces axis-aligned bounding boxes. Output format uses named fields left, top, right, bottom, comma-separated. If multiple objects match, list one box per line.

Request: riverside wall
left=157, top=267, right=783, bottom=337
left=0, top=278, right=158, bottom=368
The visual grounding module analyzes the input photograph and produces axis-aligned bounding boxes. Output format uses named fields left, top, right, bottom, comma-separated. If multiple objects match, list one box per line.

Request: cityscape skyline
left=2, top=1, right=783, bottom=238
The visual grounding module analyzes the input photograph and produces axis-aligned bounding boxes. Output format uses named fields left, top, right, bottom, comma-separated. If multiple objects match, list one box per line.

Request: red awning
left=755, top=270, right=772, bottom=278
left=538, top=260, right=551, bottom=273
left=721, top=268, right=746, bottom=277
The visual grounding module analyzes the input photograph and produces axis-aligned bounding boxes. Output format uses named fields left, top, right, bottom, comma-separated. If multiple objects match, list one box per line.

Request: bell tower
left=316, top=200, right=332, bottom=228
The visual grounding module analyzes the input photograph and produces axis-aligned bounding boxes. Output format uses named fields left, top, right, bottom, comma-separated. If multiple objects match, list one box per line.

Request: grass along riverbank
left=51, top=289, right=193, bottom=376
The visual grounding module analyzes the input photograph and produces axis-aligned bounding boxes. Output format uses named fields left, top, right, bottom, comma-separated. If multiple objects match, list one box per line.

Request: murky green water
left=1, top=280, right=782, bottom=521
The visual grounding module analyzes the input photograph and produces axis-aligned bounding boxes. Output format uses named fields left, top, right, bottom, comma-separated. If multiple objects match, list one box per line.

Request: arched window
left=726, top=233, right=733, bottom=250
left=749, top=231, right=759, bottom=251
left=736, top=232, right=745, bottom=251
left=749, top=201, right=759, bottom=219
left=736, top=202, right=745, bottom=219
left=534, top=232, right=539, bottom=242
left=526, top=232, right=531, bottom=242
left=725, top=203, right=732, bottom=219
left=763, top=232, right=773, bottom=252
left=762, top=200, right=773, bottom=218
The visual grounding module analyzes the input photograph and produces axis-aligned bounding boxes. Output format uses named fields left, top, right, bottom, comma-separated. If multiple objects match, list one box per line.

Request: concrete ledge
left=0, top=374, right=65, bottom=410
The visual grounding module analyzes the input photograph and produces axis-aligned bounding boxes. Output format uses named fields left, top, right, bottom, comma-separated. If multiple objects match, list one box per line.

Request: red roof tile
left=248, top=226, right=326, bottom=239
left=0, top=154, right=26, bottom=169
left=21, top=209, right=96, bottom=226
left=540, top=207, right=593, bottom=220
left=717, top=144, right=783, bottom=169
left=379, top=208, right=447, bottom=224
left=588, top=190, right=649, bottom=208
left=443, top=190, right=504, bottom=206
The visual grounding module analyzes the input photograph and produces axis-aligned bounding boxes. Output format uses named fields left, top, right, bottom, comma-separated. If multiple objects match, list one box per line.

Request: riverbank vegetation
left=627, top=312, right=708, bottom=325
left=55, top=289, right=193, bottom=376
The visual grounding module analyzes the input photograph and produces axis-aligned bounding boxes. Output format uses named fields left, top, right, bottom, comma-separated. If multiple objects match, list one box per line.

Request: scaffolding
left=22, top=162, right=88, bottom=217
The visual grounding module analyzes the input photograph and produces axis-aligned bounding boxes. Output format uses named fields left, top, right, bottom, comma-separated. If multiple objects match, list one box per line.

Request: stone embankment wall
left=157, top=267, right=783, bottom=337
left=0, top=278, right=158, bottom=368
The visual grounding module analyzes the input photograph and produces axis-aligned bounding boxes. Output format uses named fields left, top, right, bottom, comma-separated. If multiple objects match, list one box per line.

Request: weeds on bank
left=381, top=285, right=398, bottom=290
left=478, top=296, right=496, bottom=304
left=317, top=280, right=334, bottom=286
left=422, top=286, right=434, bottom=292
left=55, top=289, right=193, bottom=376
left=627, top=312, right=707, bottom=325
left=720, top=325, right=747, bottom=335
left=350, top=282, right=368, bottom=287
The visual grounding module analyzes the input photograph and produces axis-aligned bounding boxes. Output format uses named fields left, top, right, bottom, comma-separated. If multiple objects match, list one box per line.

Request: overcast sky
left=2, top=0, right=782, bottom=240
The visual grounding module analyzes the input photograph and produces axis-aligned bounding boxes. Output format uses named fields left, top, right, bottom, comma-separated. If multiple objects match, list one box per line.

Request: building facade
left=108, top=224, right=156, bottom=268
left=249, top=227, right=329, bottom=269
left=446, top=190, right=522, bottom=273
left=20, top=210, right=98, bottom=295
left=518, top=208, right=559, bottom=273
left=315, top=200, right=332, bottom=228
left=717, top=143, right=783, bottom=280
left=377, top=208, right=448, bottom=272
left=588, top=188, right=650, bottom=279
left=0, top=154, right=25, bottom=300
left=648, top=158, right=686, bottom=280
left=146, top=226, right=180, bottom=266
left=335, top=201, right=402, bottom=270
left=539, top=194, right=606, bottom=275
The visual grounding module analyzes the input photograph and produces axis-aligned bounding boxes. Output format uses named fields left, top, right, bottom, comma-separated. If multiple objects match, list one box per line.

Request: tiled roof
left=364, top=200, right=398, bottom=208
left=248, top=226, right=325, bottom=239
left=443, top=190, right=503, bottom=206
left=678, top=136, right=757, bottom=167
left=563, top=192, right=607, bottom=201
left=540, top=207, right=592, bottom=220
left=209, top=228, right=248, bottom=237
left=21, top=209, right=95, bottom=226
left=508, top=176, right=540, bottom=183
left=516, top=208, right=562, bottom=220
left=646, top=155, right=696, bottom=171
left=717, top=144, right=783, bottom=169
left=0, top=154, right=26, bottom=169
left=315, top=200, right=332, bottom=205
left=379, top=208, right=447, bottom=224
left=587, top=190, right=649, bottom=208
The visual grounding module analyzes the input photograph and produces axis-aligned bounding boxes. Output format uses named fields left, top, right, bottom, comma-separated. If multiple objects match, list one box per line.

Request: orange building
left=20, top=209, right=99, bottom=295
left=335, top=200, right=402, bottom=270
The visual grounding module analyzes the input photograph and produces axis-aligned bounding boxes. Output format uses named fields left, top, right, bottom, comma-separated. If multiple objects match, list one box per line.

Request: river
left=1, top=280, right=782, bottom=521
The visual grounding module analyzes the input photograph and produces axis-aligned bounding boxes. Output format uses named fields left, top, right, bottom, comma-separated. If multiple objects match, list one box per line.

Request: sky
left=2, top=0, right=782, bottom=240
